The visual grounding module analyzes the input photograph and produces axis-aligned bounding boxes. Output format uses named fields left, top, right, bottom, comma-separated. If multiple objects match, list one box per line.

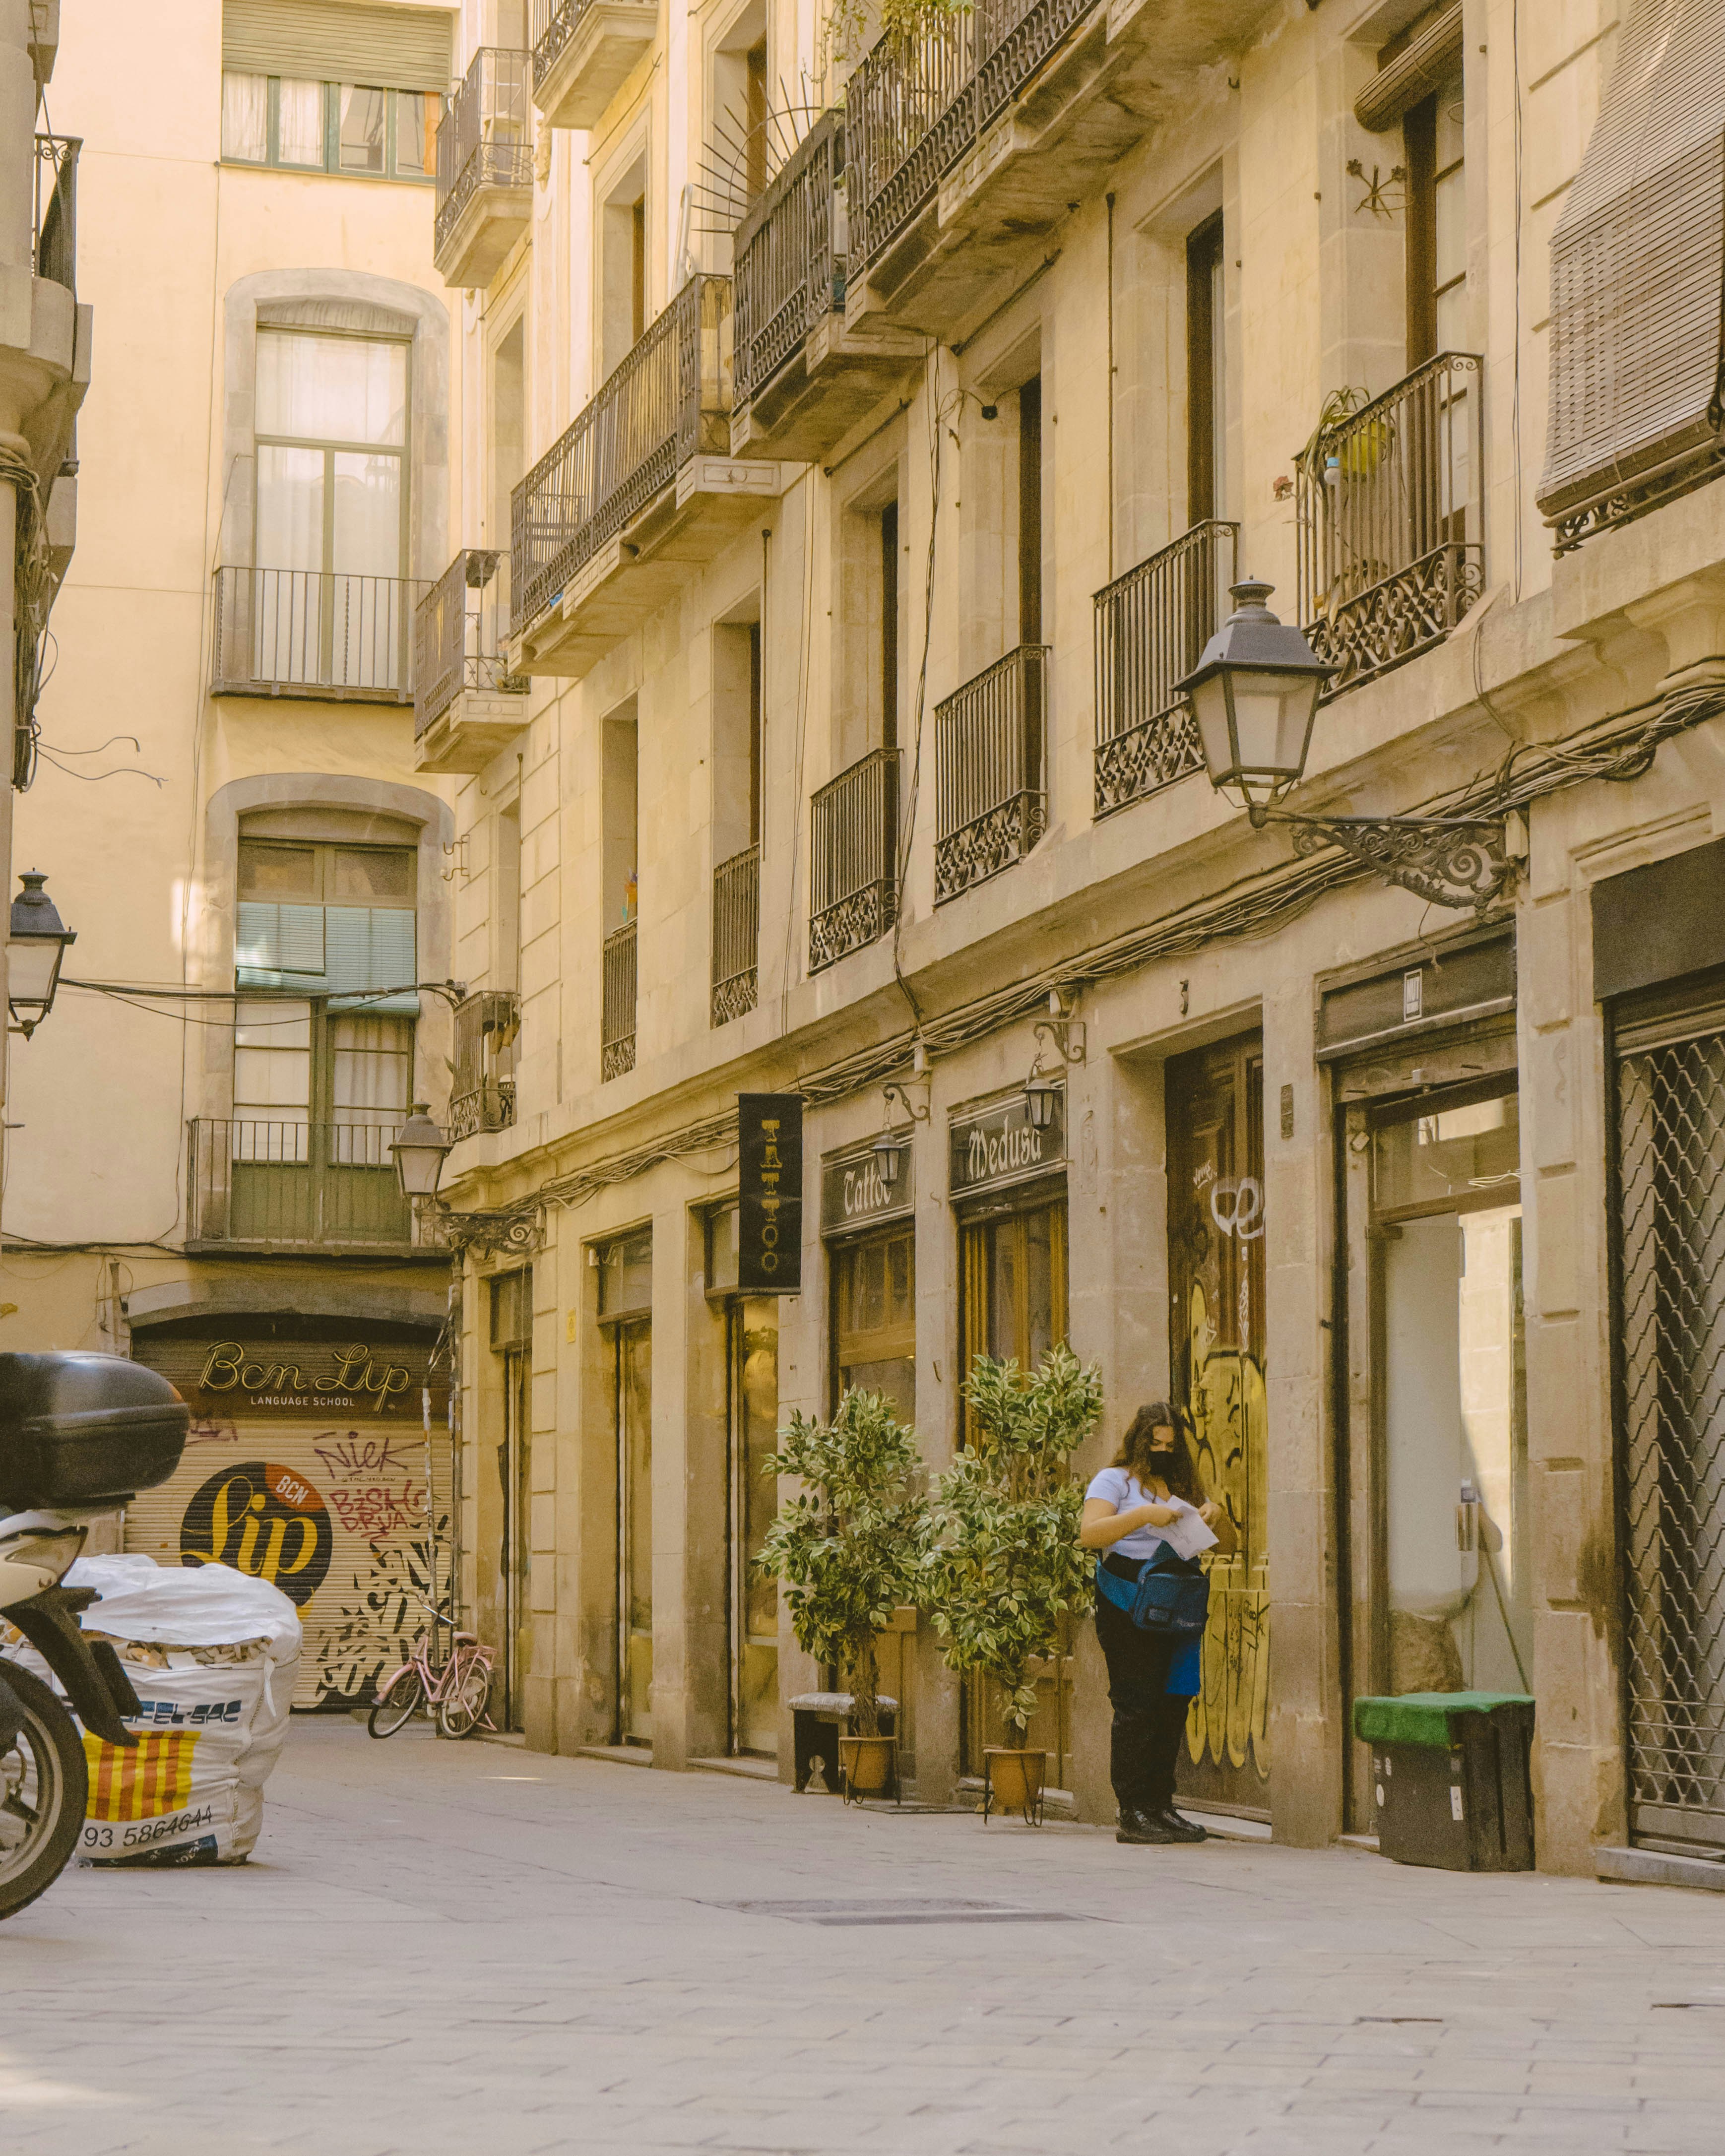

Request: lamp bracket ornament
left=435, top=1203, right=545, bottom=1258
left=1278, top=811, right=1514, bottom=913
left=1032, top=990, right=1086, bottom=1069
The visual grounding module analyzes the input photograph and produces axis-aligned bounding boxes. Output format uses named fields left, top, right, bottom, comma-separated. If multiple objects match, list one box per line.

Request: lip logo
left=179, top=1461, right=333, bottom=1604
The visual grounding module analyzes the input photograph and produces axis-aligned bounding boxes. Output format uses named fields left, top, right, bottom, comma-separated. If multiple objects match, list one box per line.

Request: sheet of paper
left=1159, top=1497, right=1218, bottom=1561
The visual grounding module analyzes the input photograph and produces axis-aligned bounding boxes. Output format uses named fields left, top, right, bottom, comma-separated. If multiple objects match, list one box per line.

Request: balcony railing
left=512, top=274, right=731, bottom=636
left=212, top=567, right=425, bottom=700
left=435, top=48, right=532, bottom=259
left=810, top=747, right=899, bottom=971
left=601, top=920, right=638, bottom=1079
left=187, top=1121, right=435, bottom=1250
left=415, top=550, right=521, bottom=735
left=1296, top=352, right=1484, bottom=698
left=34, top=133, right=78, bottom=296
left=733, top=114, right=843, bottom=408
left=711, top=845, right=760, bottom=1026
left=1093, top=520, right=1236, bottom=819
left=450, top=990, right=519, bottom=1139
left=848, top=0, right=1102, bottom=272
left=934, top=646, right=1047, bottom=904
left=530, top=0, right=600, bottom=89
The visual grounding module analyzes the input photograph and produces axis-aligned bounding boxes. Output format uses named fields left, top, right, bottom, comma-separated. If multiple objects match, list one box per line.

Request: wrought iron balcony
left=711, top=845, right=759, bottom=1026
left=450, top=990, right=520, bottom=1139
left=531, top=0, right=656, bottom=130
left=414, top=550, right=528, bottom=770
left=1296, top=352, right=1483, bottom=699
left=434, top=48, right=532, bottom=288
left=187, top=1120, right=439, bottom=1251
left=810, top=747, right=899, bottom=971
left=602, top=919, right=638, bottom=1080
left=730, top=113, right=922, bottom=460
left=1093, top=520, right=1236, bottom=819
left=934, top=646, right=1047, bottom=904
left=212, top=567, right=425, bottom=701
left=848, top=12, right=976, bottom=274
left=512, top=274, right=752, bottom=673
left=34, top=133, right=78, bottom=295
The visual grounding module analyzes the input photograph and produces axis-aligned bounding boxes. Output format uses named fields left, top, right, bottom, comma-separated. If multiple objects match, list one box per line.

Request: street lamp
left=1177, top=579, right=1517, bottom=913
left=390, top=1103, right=454, bottom=1201
left=6, top=870, right=76, bottom=1037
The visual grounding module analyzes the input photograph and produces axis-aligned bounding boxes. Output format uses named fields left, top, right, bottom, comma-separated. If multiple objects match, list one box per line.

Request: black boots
left=1115, top=1804, right=1209, bottom=1845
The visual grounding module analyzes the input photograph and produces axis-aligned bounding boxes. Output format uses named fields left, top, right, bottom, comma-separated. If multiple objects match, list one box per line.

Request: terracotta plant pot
left=983, top=1746, right=1048, bottom=1826
left=838, top=1734, right=896, bottom=1804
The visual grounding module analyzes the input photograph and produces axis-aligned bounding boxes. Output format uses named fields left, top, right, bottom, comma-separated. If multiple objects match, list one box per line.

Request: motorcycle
left=0, top=1352, right=189, bottom=1920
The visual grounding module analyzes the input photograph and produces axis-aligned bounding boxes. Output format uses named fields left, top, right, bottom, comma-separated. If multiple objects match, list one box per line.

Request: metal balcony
left=34, top=133, right=78, bottom=296
left=730, top=113, right=921, bottom=459
left=1093, top=520, right=1235, bottom=819
left=531, top=0, right=656, bottom=131
left=934, top=646, right=1047, bottom=904
left=187, top=1120, right=440, bottom=1252
left=450, top=990, right=520, bottom=1139
left=711, top=844, right=759, bottom=1026
left=212, top=567, right=425, bottom=701
left=602, top=920, right=638, bottom=1080
left=809, top=747, right=898, bottom=971
left=511, top=275, right=789, bottom=679
left=414, top=550, right=528, bottom=771
left=434, top=49, right=532, bottom=288
left=1296, top=352, right=1484, bottom=699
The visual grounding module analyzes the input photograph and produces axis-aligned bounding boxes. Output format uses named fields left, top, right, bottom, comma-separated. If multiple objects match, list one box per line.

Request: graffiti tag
left=1209, top=1175, right=1264, bottom=1242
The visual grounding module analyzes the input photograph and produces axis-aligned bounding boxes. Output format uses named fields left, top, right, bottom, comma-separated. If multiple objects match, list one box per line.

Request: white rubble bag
left=2, top=1554, right=302, bottom=1866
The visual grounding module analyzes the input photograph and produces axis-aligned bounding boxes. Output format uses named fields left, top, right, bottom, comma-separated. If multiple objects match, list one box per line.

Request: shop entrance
left=492, top=1269, right=533, bottom=1732
left=1614, top=984, right=1725, bottom=1851
left=600, top=1231, right=653, bottom=1748
left=1166, top=1033, right=1270, bottom=1815
left=728, top=1296, right=780, bottom=1758
left=958, top=1182, right=1072, bottom=1788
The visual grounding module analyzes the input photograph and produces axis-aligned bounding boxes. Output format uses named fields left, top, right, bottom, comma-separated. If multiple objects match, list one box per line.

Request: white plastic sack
left=2, top=1556, right=301, bottom=1866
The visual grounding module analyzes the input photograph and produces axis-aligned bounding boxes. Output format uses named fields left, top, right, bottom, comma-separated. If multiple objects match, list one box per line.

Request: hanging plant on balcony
left=920, top=1344, right=1101, bottom=1771
left=755, top=1389, right=929, bottom=1743
left=823, top=0, right=970, bottom=82
left=1298, top=383, right=1393, bottom=489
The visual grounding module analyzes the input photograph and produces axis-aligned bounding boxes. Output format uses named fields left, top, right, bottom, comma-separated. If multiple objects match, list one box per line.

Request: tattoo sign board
left=738, top=1093, right=803, bottom=1293
left=820, top=1136, right=914, bottom=1236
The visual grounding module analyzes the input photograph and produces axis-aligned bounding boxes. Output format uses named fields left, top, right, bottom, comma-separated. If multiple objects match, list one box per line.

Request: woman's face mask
left=1148, top=1426, right=1177, bottom=1455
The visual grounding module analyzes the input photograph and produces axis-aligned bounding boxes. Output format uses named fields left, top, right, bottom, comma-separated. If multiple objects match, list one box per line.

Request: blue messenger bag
left=1094, top=1544, right=1210, bottom=1637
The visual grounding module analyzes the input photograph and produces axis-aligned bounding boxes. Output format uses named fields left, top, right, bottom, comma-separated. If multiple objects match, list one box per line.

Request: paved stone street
left=3, top=1722, right=1725, bottom=2156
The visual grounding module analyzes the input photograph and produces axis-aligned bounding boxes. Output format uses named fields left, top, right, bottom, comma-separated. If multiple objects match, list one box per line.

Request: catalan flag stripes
left=81, top=1732, right=198, bottom=1822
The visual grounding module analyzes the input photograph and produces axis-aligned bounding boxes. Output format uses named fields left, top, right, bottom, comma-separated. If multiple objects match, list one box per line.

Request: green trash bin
left=1352, top=1692, right=1535, bottom=1872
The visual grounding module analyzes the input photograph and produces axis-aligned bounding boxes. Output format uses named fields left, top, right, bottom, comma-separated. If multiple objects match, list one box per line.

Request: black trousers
left=1095, top=1593, right=1192, bottom=1815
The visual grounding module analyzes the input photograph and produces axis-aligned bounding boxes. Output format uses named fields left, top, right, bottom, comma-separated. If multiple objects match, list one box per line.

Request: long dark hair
left=1112, top=1401, right=1202, bottom=1504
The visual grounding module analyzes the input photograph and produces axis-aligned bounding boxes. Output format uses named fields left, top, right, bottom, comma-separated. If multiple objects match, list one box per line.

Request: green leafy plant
left=754, top=1389, right=928, bottom=1738
left=920, top=1343, right=1102, bottom=1747
left=821, top=0, right=970, bottom=85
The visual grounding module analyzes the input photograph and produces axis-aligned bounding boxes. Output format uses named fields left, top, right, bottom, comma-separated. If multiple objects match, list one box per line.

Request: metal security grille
left=1617, top=1013, right=1725, bottom=1848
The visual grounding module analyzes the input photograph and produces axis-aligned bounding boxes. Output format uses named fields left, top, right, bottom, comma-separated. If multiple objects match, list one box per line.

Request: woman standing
left=1080, top=1402, right=1238, bottom=1844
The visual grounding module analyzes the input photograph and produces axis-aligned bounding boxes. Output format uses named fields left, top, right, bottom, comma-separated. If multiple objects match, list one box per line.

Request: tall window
left=1186, top=210, right=1225, bottom=523
left=221, top=76, right=440, bottom=179
left=880, top=499, right=898, bottom=750
left=233, top=837, right=418, bottom=1164
left=1017, top=376, right=1043, bottom=647
left=256, top=328, right=409, bottom=583
left=1405, top=71, right=1465, bottom=363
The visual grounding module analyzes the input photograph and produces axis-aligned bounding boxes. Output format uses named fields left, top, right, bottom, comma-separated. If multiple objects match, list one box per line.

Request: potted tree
left=755, top=1388, right=928, bottom=1801
left=921, top=1343, right=1102, bottom=1824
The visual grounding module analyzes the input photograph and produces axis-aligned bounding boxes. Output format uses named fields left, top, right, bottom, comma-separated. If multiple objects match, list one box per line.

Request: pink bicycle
left=368, top=1595, right=496, bottom=1740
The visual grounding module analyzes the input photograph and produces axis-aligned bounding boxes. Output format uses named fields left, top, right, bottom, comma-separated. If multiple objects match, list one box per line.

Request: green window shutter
left=223, top=0, right=453, bottom=92
left=236, top=900, right=326, bottom=980
left=324, top=904, right=418, bottom=1011
left=236, top=901, right=417, bottom=1010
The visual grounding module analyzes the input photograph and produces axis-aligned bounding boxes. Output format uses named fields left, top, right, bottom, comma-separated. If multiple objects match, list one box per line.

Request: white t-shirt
left=1085, top=1467, right=1175, bottom=1561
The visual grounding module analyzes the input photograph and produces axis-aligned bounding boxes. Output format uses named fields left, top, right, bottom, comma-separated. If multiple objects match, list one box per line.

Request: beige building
left=1, top=0, right=471, bottom=1707
left=428, top=0, right=1725, bottom=1882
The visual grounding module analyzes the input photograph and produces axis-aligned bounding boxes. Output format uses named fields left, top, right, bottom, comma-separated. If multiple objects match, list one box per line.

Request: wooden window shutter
left=222, top=0, right=452, bottom=92
left=1353, top=2, right=1463, bottom=135
left=1537, top=0, right=1725, bottom=527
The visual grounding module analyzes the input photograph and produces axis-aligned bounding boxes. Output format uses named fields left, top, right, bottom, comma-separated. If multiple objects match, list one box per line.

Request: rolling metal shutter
left=1537, top=0, right=1725, bottom=526
left=222, top=0, right=453, bottom=91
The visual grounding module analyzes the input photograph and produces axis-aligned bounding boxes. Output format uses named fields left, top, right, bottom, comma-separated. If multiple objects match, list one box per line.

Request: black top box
left=0, top=1352, right=190, bottom=1510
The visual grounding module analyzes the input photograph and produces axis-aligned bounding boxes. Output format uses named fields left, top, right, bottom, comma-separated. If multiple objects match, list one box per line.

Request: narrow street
left=4, top=1723, right=1723, bottom=2156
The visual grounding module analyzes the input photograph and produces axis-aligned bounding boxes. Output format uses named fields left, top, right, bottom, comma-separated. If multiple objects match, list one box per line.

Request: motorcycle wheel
left=0, top=1660, right=89, bottom=1921
left=436, top=1657, right=492, bottom=1740
left=367, top=1666, right=425, bottom=1739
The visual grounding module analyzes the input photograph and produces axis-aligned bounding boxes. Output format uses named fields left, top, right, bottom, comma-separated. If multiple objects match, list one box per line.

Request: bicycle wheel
left=368, top=1665, right=426, bottom=1738
left=436, top=1653, right=492, bottom=1740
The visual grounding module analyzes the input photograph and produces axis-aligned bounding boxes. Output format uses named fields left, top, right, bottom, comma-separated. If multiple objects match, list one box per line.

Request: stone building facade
left=431, top=0, right=1725, bottom=1877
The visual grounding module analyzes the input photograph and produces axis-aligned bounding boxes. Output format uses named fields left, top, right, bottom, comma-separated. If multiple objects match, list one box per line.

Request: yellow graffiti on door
left=1183, top=1279, right=1271, bottom=1780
